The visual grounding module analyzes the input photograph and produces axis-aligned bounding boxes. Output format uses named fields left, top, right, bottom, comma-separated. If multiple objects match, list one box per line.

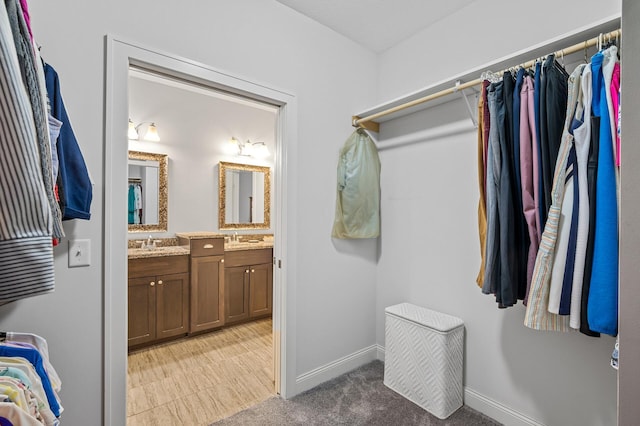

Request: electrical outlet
left=68, top=239, right=91, bottom=268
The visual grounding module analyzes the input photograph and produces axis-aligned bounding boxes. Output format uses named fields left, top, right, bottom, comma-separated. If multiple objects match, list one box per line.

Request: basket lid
left=385, top=303, right=464, bottom=332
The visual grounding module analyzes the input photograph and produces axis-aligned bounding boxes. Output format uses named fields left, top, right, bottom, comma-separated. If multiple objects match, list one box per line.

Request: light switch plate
left=68, top=239, right=91, bottom=268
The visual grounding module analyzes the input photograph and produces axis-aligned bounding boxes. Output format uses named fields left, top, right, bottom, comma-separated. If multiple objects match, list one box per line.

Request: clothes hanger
left=583, top=41, right=589, bottom=64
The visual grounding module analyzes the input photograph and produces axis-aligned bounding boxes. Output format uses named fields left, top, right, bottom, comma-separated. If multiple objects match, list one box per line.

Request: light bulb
left=144, top=123, right=160, bottom=142
left=128, top=119, right=139, bottom=140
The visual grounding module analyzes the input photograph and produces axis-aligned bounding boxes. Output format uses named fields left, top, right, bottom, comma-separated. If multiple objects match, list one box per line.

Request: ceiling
left=275, top=0, right=477, bottom=53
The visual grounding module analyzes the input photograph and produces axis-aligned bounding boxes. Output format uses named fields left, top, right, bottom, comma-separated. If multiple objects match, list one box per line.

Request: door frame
left=104, top=35, right=298, bottom=425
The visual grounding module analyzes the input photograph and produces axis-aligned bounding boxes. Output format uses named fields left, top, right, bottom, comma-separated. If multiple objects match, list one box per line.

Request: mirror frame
left=219, top=161, right=271, bottom=230
left=128, top=150, right=168, bottom=233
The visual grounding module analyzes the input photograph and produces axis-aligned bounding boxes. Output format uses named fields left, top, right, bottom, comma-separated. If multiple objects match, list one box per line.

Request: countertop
left=127, top=246, right=190, bottom=259
left=224, top=241, right=273, bottom=251
left=128, top=240, right=273, bottom=259
left=175, top=232, right=225, bottom=239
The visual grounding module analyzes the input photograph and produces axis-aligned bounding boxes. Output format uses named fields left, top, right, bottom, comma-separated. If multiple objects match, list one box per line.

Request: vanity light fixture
left=227, top=137, right=270, bottom=158
left=251, top=142, right=270, bottom=158
left=128, top=119, right=139, bottom=140
left=128, top=120, right=161, bottom=142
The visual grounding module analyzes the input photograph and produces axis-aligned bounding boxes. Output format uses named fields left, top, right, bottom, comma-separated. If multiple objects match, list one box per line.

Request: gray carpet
left=212, top=361, right=501, bottom=425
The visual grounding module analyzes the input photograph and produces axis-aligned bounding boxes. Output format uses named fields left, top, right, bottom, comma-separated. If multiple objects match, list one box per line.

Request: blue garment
left=512, top=68, right=525, bottom=198
left=128, top=184, right=136, bottom=224
left=587, top=51, right=619, bottom=336
left=482, top=82, right=502, bottom=299
left=44, top=63, right=92, bottom=220
left=559, top=143, right=579, bottom=314
left=0, top=345, right=61, bottom=417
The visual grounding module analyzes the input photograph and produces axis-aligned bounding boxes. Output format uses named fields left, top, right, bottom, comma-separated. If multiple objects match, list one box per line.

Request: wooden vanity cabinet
left=224, top=248, right=273, bottom=325
left=179, top=237, right=226, bottom=334
left=128, top=255, right=189, bottom=348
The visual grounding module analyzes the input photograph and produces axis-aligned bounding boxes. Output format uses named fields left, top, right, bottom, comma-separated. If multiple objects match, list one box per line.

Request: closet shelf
left=353, top=15, right=620, bottom=133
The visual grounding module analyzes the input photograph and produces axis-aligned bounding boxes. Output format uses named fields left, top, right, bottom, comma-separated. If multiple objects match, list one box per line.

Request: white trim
left=376, top=343, right=385, bottom=361
left=464, top=388, right=545, bottom=426
left=375, top=343, right=544, bottom=425
left=104, top=34, right=298, bottom=424
left=295, top=345, right=378, bottom=395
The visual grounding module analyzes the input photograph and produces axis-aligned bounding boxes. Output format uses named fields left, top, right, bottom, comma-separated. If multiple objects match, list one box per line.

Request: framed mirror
left=219, top=161, right=270, bottom=230
left=128, top=151, right=168, bottom=233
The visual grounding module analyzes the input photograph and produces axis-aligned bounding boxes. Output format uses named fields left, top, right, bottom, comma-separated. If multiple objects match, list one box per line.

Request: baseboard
left=376, top=343, right=385, bottom=361
left=295, top=344, right=378, bottom=395
left=464, top=387, right=545, bottom=426
left=376, top=344, right=543, bottom=425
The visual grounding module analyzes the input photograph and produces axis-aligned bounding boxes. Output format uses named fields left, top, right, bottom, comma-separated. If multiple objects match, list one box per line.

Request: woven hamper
left=384, top=303, right=464, bottom=419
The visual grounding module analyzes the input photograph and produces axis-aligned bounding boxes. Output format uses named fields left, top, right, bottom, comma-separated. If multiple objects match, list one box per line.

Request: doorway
left=105, top=35, right=298, bottom=425
left=126, top=67, right=278, bottom=424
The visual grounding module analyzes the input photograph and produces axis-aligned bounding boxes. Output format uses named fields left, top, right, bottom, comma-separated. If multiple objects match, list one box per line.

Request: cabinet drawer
left=128, top=255, right=188, bottom=278
left=225, top=248, right=273, bottom=268
left=189, top=238, right=224, bottom=257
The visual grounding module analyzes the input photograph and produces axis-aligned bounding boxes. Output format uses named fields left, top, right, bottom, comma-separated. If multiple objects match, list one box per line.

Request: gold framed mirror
left=219, top=161, right=270, bottom=230
left=128, top=150, right=168, bottom=233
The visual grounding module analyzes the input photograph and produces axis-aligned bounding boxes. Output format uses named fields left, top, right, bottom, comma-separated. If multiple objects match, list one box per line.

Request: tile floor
left=127, top=318, right=274, bottom=425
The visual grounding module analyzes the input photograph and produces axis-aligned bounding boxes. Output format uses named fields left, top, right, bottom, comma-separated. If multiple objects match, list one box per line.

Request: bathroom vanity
left=127, top=234, right=273, bottom=350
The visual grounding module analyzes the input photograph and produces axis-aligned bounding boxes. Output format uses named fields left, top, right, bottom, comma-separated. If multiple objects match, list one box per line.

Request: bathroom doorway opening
left=105, top=35, right=297, bottom=425
left=125, top=67, right=279, bottom=424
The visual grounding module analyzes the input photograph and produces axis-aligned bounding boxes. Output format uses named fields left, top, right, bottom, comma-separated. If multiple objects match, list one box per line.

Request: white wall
left=375, top=2, right=621, bottom=425
left=378, top=0, right=621, bottom=101
left=0, top=1, right=378, bottom=425
left=128, top=74, right=277, bottom=236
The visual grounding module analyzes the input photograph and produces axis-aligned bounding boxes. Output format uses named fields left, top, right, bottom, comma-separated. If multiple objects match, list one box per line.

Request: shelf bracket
left=352, top=116, right=380, bottom=133
left=454, top=80, right=478, bottom=129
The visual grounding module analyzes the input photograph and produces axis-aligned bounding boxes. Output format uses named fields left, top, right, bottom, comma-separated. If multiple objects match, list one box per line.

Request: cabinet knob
left=150, top=281, right=155, bottom=286
left=246, top=270, right=249, bottom=274
left=221, top=259, right=224, bottom=263
left=158, top=280, right=163, bottom=285
left=251, top=269, right=255, bottom=273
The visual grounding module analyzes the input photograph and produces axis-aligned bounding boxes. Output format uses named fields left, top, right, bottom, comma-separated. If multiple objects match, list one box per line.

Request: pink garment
left=520, top=75, right=539, bottom=300
left=19, top=0, right=33, bottom=41
left=610, top=63, right=621, bottom=166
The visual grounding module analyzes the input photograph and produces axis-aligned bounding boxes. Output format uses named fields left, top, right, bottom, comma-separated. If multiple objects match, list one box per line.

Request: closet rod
left=352, top=28, right=621, bottom=133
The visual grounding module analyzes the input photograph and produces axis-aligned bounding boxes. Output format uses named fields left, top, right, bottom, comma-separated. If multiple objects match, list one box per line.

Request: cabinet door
left=225, top=266, right=250, bottom=324
left=156, top=272, right=189, bottom=339
left=190, top=255, right=225, bottom=333
left=249, top=263, right=273, bottom=318
left=128, top=277, right=156, bottom=347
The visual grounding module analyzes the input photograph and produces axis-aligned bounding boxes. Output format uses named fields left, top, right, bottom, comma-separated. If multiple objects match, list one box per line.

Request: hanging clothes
left=4, top=0, right=63, bottom=240
left=476, top=41, right=621, bottom=338
left=482, top=81, right=502, bottom=301
left=128, top=182, right=143, bottom=224
left=587, top=46, right=619, bottom=336
left=331, top=129, right=381, bottom=239
left=570, top=64, right=593, bottom=330
left=475, top=80, right=490, bottom=288
left=519, top=73, right=540, bottom=300
left=523, top=64, right=582, bottom=332
left=44, top=63, right=92, bottom=220
left=546, top=64, right=586, bottom=315
left=0, top=1, right=55, bottom=304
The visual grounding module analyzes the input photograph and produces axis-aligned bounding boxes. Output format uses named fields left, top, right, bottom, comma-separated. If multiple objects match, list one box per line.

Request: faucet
left=144, top=235, right=155, bottom=249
